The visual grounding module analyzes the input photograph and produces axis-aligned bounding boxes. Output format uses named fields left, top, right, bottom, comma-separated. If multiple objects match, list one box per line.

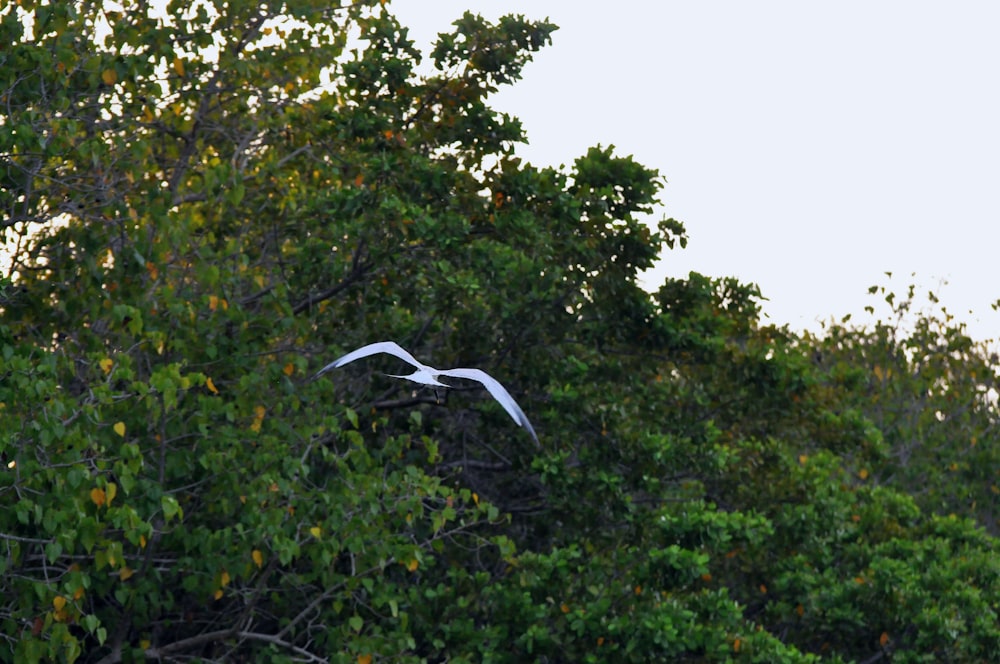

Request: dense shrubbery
left=2, top=2, right=998, bottom=661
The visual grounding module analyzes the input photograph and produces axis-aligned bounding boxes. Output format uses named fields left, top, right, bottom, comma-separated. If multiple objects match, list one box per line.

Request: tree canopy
left=2, top=1, right=998, bottom=662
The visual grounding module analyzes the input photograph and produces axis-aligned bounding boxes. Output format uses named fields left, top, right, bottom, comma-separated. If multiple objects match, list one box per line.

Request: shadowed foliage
left=2, top=2, right=998, bottom=662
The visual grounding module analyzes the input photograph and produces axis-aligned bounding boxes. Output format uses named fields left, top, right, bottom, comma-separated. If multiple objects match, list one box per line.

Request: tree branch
left=437, top=459, right=510, bottom=471
left=96, top=628, right=328, bottom=664
left=291, top=241, right=371, bottom=315
left=373, top=396, right=441, bottom=410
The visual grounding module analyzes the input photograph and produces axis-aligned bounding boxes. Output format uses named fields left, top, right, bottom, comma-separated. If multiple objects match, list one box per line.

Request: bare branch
left=292, top=241, right=371, bottom=315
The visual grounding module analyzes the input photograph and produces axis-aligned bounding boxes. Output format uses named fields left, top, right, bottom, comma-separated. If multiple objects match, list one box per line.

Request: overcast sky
left=391, top=1, right=1000, bottom=341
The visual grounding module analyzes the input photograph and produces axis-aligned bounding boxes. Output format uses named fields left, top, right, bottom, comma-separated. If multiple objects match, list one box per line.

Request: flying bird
left=316, top=341, right=538, bottom=444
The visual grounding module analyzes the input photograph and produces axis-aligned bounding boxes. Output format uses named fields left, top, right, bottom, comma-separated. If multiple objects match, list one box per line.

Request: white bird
left=316, top=341, right=538, bottom=444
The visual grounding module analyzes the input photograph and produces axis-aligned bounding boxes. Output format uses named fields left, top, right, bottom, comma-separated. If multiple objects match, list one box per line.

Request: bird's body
left=316, top=341, right=538, bottom=444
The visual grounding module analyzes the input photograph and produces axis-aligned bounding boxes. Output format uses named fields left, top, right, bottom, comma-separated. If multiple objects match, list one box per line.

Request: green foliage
left=803, top=280, right=1000, bottom=533
left=2, top=2, right=998, bottom=663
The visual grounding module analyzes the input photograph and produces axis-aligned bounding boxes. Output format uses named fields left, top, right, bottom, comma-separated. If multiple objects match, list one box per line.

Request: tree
left=2, top=1, right=999, bottom=662
left=801, top=279, right=1000, bottom=533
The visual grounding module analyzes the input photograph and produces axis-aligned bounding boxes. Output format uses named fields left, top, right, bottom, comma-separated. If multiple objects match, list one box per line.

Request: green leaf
left=161, top=495, right=182, bottom=522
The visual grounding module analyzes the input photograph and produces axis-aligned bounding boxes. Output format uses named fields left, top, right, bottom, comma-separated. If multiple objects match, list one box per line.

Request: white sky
left=392, top=1, right=1000, bottom=341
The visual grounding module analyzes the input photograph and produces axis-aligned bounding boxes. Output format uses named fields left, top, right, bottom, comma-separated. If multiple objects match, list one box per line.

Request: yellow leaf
left=99, top=358, right=113, bottom=374
left=139, top=534, right=147, bottom=548
left=206, top=377, right=219, bottom=394
left=102, top=68, right=117, bottom=85
left=406, top=558, right=418, bottom=572
left=90, top=487, right=106, bottom=508
left=120, top=566, right=134, bottom=581
left=251, top=405, right=266, bottom=432
left=214, top=589, right=223, bottom=600
left=798, top=454, right=808, bottom=465
left=209, top=295, right=219, bottom=311
left=73, top=586, right=85, bottom=600
left=309, top=526, right=322, bottom=539
left=252, top=549, right=263, bottom=568
left=283, top=362, right=295, bottom=377
left=173, top=57, right=184, bottom=77
left=858, top=468, right=869, bottom=480
left=146, top=261, right=158, bottom=279
left=220, top=570, right=231, bottom=587
left=358, top=656, right=372, bottom=664
left=106, top=483, right=117, bottom=506
left=880, top=631, right=890, bottom=646
left=472, top=492, right=479, bottom=507
left=560, top=603, right=569, bottom=614
left=113, top=421, right=126, bottom=437
left=733, top=638, right=741, bottom=653
left=52, top=596, right=67, bottom=611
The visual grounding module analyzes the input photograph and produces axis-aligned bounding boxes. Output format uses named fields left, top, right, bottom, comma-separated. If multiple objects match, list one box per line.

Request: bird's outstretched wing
left=437, top=367, right=538, bottom=445
left=315, top=341, right=424, bottom=376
